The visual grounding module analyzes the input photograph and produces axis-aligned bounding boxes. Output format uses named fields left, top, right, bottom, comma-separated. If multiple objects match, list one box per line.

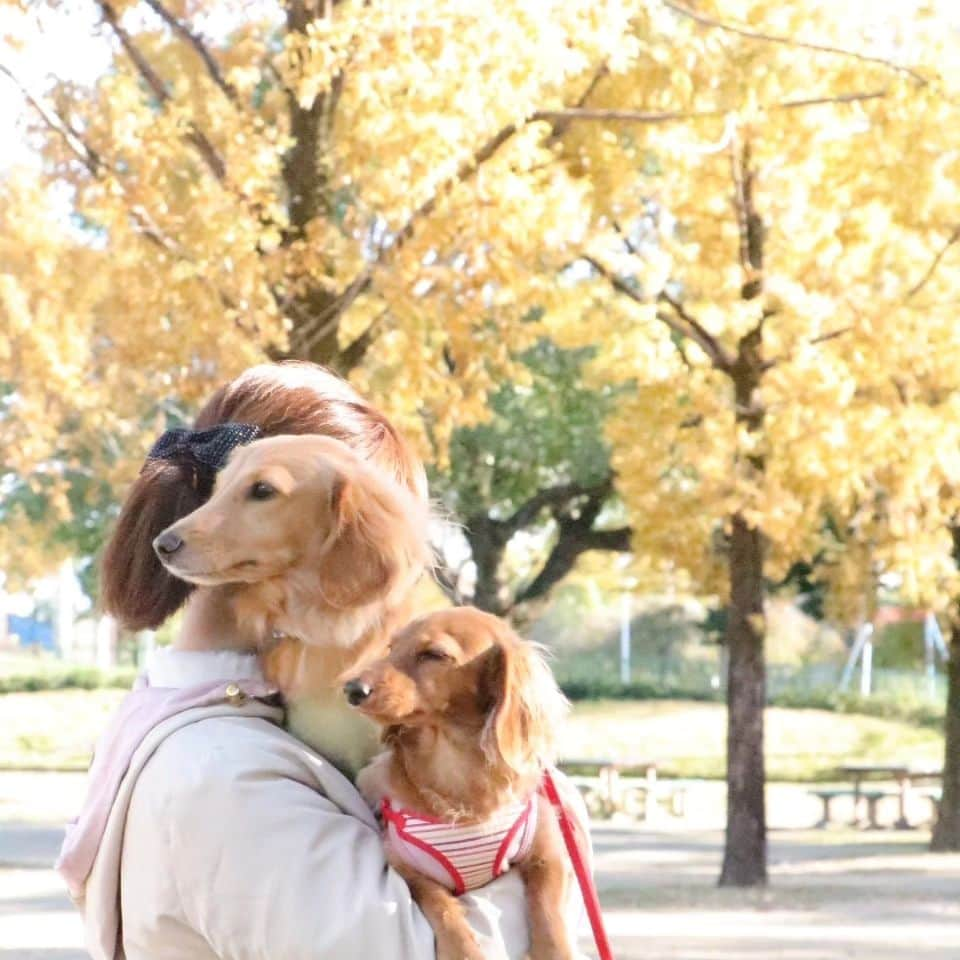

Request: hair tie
left=145, top=422, right=262, bottom=473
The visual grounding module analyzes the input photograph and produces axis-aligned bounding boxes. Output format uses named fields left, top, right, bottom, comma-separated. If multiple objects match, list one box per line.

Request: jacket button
left=225, top=683, right=246, bottom=704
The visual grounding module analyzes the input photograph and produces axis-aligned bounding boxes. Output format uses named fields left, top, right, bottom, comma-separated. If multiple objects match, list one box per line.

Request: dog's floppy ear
left=313, top=462, right=428, bottom=611
left=480, top=624, right=568, bottom=779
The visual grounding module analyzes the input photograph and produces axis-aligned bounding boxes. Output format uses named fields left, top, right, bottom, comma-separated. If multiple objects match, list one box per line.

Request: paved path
left=0, top=823, right=84, bottom=960
left=3, top=808, right=960, bottom=959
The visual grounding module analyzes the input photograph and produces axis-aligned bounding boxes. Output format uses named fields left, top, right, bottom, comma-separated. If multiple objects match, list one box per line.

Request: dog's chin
left=159, top=559, right=270, bottom=586
left=357, top=705, right=425, bottom=727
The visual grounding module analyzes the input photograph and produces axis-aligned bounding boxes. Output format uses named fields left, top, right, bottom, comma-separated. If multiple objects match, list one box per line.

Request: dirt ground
left=2, top=772, right=958, bottom=960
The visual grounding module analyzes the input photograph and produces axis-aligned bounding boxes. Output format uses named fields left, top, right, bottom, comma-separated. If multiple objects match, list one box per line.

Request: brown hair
left=101, top=362, right=426, bottom=630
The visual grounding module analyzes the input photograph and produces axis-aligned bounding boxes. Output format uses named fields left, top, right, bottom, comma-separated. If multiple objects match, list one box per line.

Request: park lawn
left=0, top=689, right=127, bottom=769
left=0, top=690, right=944, bottom=779
left=561, top=699, right=944, bottom=781
left=0, top=651, right=67, bottom=677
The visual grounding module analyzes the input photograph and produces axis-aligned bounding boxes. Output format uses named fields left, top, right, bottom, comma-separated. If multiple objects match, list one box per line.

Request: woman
left=58, top=362, right=584, bottom=960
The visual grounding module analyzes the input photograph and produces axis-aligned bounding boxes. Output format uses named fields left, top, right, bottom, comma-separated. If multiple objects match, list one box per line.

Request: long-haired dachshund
left=152, top=433, right=431, bottom=773
left=346, top=607, right=578, bottom=960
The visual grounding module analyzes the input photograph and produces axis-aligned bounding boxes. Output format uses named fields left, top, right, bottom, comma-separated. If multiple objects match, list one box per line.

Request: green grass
left=0, top=689, right=945, bottom=779
left=0, top=689, right=127, bottom=769
left=561, top=699, right=944, bottom=781
left=0, top=652, right=135, bottom=693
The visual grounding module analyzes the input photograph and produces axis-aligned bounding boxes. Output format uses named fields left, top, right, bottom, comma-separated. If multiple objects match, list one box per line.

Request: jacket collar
left=147, top=648, right=265, bottom=689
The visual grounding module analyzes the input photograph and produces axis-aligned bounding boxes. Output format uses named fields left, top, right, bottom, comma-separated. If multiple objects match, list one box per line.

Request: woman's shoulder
left=132, top=712, right=375, bottom=825
left=139, top=714, right=322, bottom=799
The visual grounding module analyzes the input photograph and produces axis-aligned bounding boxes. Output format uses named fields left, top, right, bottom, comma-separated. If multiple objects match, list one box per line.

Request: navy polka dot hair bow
left=145, top=423, right=262, bottom=472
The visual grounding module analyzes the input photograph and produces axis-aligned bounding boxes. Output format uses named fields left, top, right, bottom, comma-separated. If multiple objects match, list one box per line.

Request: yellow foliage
left=3, top=0, right=960, bottom=618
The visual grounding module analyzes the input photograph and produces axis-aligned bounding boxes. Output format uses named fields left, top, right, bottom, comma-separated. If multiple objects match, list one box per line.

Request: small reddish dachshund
left=346, top=607, right=577, bottom=960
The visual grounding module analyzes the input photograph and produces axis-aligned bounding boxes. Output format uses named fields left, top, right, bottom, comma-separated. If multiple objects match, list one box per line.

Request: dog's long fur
left=349, top=607, right=575, bottom=960
left=154, top=434, right=431, bottom=773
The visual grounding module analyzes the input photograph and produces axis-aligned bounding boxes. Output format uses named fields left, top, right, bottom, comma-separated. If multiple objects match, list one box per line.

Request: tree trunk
left=719, top=135, right=769, bottom=887
left=465, top=516, right=509, bottom=616
left=280, top=0, right=350, bottom=369
left=719, top=510, right=768, bottom=886
left=931, top=608, right=960, bottom=850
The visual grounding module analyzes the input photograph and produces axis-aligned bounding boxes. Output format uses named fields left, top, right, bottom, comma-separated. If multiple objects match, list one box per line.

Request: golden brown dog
left=347, top=607, right=576, bottom=960
left=152, top=433, right=431, bottom=773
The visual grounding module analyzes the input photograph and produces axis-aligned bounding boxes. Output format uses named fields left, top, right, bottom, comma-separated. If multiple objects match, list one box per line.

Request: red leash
left=541, top=769, right=614, bottom=960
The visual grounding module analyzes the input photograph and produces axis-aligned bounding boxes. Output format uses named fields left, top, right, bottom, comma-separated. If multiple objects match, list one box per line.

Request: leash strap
left=541, top=769, right=614, bottom=960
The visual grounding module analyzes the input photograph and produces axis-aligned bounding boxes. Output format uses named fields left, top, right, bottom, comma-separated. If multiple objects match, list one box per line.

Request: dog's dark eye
left=248, top=481, right=276, bottom=501
left=417, top=649, right=449, bottom=664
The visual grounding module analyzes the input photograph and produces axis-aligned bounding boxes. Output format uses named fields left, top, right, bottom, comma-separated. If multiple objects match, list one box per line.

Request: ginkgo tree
left=0, top=0, right=641, bottom=573
left=538, top=0, right=960, bottom=884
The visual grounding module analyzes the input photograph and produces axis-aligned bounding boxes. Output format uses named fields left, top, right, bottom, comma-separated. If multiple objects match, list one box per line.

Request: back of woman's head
left=101, top=362, right=426, bottom=630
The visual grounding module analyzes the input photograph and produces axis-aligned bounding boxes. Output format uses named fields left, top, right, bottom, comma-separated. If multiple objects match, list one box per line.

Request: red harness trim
left=541, top=769, right=614, bottom=960
left=491, top=800, right=533, bottom=878
left=381, top=798, right=468, bottom=894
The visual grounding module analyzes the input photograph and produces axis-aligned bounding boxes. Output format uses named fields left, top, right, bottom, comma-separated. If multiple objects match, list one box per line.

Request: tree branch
left=338, top=306, right=389, bottom=372
left=579, top=527, right=633, bottom=552
left=515, top=511, right=631, bottom=607
left=431, top=545, right=464, bottom=605
left=140, top=0, right=239, bottom=103
left=97, top=0, right=227, bottom=181
left=0, top=63, right=202, bottom=256
left=907, top=225, right=960, bottom=300
left=761, top=326, right=853, bottom=370
left=779, top=90, right=888, bottom=109
left=662, top=0, right=930, bottom=87
left=586, top=254, right=734, bottom=370
left=0, top=64, right=103, bottom=175
left=502, top=477, right=614, bottom=537
left=543, top=62, right=610, bottom=145
left=658, top=289, right=735, bottom=369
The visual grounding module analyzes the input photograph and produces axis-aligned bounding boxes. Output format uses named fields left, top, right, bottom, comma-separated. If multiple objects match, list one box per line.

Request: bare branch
left=907, top=225, right=960, bottom=300
left=140, top=0, right=239, bottom=103
left=662, top=0, right=930, bottom=87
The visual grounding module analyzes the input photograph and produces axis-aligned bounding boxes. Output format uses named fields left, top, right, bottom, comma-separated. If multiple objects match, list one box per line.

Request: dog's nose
left=344, top=679, right=372, bottom=706
left=154, top=530, right=184, bottom=558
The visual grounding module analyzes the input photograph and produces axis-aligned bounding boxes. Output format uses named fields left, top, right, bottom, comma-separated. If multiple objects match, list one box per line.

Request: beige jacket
left=67, top=650, right=586, bottom=960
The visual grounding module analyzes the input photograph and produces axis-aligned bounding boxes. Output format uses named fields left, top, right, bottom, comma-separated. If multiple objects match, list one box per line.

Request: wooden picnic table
left=838, top=762, right=942, bottom=829
left=557, top=758, right=659, bottom=820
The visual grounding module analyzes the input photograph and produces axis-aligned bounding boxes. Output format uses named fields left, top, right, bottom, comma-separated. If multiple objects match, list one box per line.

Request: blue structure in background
left=7, top=614, right=56, bottom=652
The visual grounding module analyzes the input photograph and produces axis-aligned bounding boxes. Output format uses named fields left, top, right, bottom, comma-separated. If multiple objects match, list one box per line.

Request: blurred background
left=2, top=0, right=960, bottom=957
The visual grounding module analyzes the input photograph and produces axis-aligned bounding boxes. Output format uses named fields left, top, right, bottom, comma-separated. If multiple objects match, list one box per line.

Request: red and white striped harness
left=381, top=795, right=538, bottom=895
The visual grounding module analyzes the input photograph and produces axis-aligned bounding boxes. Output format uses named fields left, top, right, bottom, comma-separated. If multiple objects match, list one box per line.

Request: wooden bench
left=810, top=787, right=896, bottom=828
